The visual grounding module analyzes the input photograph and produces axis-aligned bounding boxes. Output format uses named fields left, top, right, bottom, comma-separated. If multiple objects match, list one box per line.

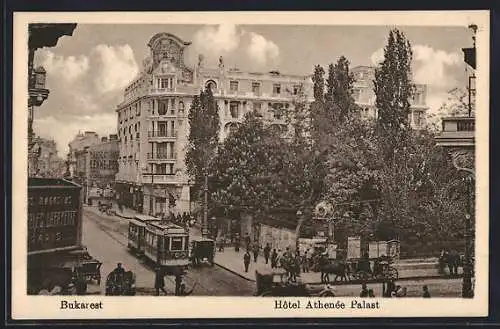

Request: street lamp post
left=462, top=176, right=474, bottom=298
left=202, top=172, right=209, bottom=238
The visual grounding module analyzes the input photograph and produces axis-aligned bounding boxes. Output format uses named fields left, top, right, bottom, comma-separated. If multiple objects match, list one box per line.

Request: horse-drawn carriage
left=255, top=269, right=311, bottom=296
left=316, top=238, right=401, bottom=283
left=105, top=270, right=136, bottom=296
left=77, top=260, right=102, bottom=285
left=190, top=238, right=215, bottom=267
left=348, top=255, right=399, bottom=281
left=254, top=269, right=336, bottom=297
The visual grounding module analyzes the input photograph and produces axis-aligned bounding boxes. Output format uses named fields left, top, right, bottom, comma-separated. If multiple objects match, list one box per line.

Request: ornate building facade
left=115, top=33, right=430, bottom=218
left=351, top=65, right=428, bottom=129
left=114, top=32, right=313, bottom=216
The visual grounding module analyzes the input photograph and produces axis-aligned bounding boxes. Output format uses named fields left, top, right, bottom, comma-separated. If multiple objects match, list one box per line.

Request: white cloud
left=193, top=24, right=242, bottom=56
left=247, top=32, right=280, bottom=66
left=34, top=113, right=117, bottom=156
left=191, top=24, right=281, bottom=69
left=36, top=49, right=90, bottom=83
left=370, top=47, right=384, bottom=66
left=92, top=44, right=139, bottom=94
left=412, top=44, right=462, bottom=88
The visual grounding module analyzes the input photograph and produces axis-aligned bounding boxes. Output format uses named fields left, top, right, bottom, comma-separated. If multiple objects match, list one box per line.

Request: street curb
left=214, top=262, right=256, bottom=282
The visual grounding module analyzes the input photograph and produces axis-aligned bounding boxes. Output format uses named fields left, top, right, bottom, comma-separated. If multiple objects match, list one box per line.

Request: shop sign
left=28, top=188, right=80, bottom=252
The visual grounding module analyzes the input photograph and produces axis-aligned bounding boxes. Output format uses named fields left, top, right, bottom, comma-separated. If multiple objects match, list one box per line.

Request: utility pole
left=462, top=167, right=474, bottom=298
left=202, top=173, right=208, bottom=238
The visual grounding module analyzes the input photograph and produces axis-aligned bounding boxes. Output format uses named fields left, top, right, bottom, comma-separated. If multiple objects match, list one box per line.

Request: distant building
left=351, top=65, right=428, bottom=129
left=73, top=134, right=119, bottom=203
left=68, top=131, right=100, bottom=179
left=31, top=137, right=66, bottom=178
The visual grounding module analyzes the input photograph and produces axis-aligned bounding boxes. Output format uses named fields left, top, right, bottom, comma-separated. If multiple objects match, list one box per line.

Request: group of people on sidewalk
left=240, top=237, right=315, bottom=283
left=358, top=281, right=431, bottom=298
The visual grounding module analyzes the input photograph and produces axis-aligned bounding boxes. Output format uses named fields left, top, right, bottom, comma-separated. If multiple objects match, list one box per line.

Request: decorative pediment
left=154, top=58, right=178, bottom=75
left=148, top=33, right=191, bottom=69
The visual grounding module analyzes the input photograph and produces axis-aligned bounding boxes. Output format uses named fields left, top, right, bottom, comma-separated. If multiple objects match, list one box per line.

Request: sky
left=32, top=24, right=473, bottom=156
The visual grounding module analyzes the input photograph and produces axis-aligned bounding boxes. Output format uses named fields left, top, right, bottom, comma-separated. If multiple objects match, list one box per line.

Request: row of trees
left=186, top=29, right=472, bottom=256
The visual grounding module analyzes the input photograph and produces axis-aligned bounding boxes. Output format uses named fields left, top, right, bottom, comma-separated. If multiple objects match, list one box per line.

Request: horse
left=319, top=258, right=349, bottom=283
left=280, top=256, right=301, bottom=282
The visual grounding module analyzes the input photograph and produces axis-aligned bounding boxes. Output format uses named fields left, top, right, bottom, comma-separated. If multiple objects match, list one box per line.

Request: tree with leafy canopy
left=185, top=86, right=220, bottom=200
left=372, top=28, right=415, bottom=237
left=374, top=29, right=414, bottom=159
left=209, top=111, right=284, bottom=215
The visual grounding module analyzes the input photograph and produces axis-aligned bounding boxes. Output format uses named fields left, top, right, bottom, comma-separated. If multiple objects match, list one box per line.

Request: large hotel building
left=114, top=32, right=428, bottom=217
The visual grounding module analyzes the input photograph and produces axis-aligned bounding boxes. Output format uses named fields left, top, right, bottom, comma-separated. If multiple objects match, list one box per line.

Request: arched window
left=205, top=80, right=217, bottom=93
left=179, top=101, right=185, bottom=113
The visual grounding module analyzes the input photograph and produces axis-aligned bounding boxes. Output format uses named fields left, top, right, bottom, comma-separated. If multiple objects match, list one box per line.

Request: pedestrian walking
left=263, top=243, right=271, bottom=265
left=234, top=234, right=240, bottom=252
left=302, top=251, right=309, bottom=273
left=245, top=233, right=251, bottom=251
left=174, top=272, right=182, bottom=296
left=154, top=267, right=168, bottom=296
left=253, top=243, right=260, bottom=263
left=360, top=283, right=369, bottom=297
left=271, top=249, right=278, bottom=268
left=277, top=249, right=283, bottom=268
left=422, top=285, right=431, bottom=298
left=244, top=251, right=251, bottom=273
left=179, top=282, right=195, bottom=296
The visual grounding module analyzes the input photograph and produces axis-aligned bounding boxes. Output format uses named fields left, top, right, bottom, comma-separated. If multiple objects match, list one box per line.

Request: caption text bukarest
left=60, top=300, right=103, bottom=310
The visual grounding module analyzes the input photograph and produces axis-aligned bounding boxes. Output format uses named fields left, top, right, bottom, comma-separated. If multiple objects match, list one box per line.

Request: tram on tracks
left=127, top=215, right=190, bottom=275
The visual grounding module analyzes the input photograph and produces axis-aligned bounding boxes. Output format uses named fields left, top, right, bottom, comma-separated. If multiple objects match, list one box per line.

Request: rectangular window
left=170, top=99, right=175, bottom=115
left=273, top=84, right=281, bottom=95
left=160, top=78, right=169, bottom=89
left=253, top=102, right=263, bottom=117
left=168, top=142, right=175, bottom=159
left=157, top=143, right=168, bottom=158
left=169, top=164, right=174, bottom=175
left=413, top=111, right=423, bottom=127
left=293, top=85, right=300, bottom=95
left=170, top=237, right=183, bottom=251
left=171, top=121, right=175, bottom=137
left=252, top=82, right=261, bottom=95
left=229, top=102, right=240, bottom=118
left=156, top=163, right=167, bottom=174
left=272, top=103, right=284, bottom=120
left=230, top=81, right=239, bottom=93
left=352, top=88, right=361, bottom=102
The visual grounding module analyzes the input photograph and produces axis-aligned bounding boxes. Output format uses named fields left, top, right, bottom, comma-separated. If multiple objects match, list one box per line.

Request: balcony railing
left=148, top=131, right=177, bottom=138
left=141, top=173, right=177, bottom=184
left=147, top=153, right=177, bottom=160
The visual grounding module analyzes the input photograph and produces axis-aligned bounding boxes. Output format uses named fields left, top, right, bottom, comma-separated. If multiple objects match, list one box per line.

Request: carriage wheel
left=319, top=290, right=335, bottom=297
left=388, top=267, right=399, bottom=280
left=260, top=290, right=273, bottom=297
left=356, top=271, right=370, bottom=281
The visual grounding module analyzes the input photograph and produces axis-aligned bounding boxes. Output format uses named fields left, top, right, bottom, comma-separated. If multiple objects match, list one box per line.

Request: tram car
left=127, top=214, right=162, bottom=255
left=143, top=220, right=190, bottom=274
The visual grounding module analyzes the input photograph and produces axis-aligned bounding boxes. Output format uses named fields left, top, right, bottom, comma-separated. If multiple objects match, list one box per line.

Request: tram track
left=83, top=208, right=251, bottom=295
